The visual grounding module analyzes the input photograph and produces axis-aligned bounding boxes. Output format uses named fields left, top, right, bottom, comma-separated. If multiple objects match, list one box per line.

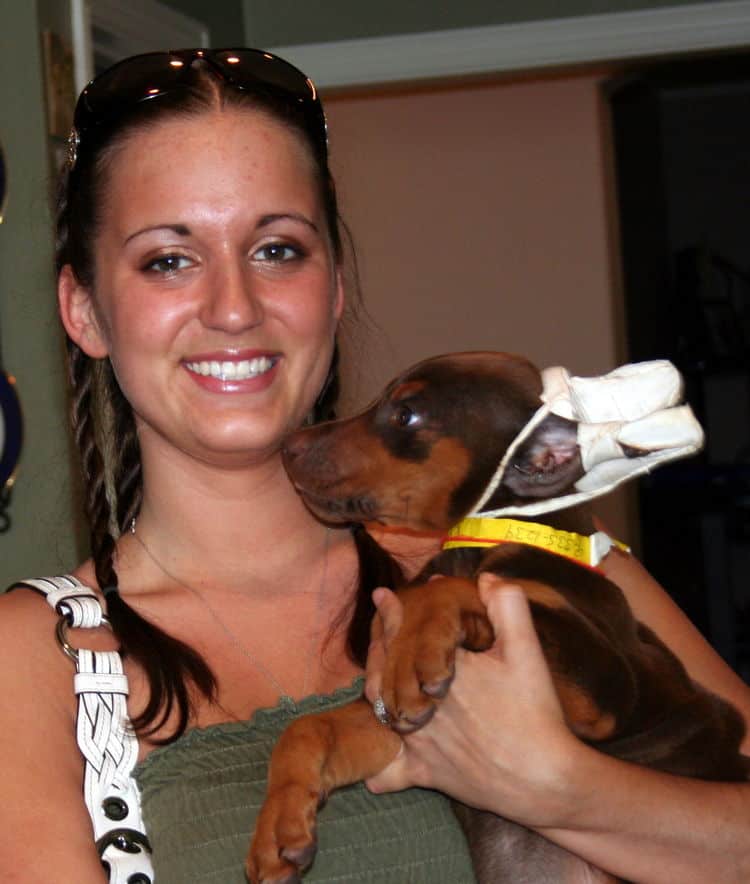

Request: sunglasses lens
left=75, top=53, right=185, bottom=129
left=74, top=49, right=325, bottom=153
left=212, top=49, right=316, bottom=99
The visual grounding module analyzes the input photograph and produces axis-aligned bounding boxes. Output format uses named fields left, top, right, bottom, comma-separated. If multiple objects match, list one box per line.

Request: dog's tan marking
left=521, top=581, right=570, bottom=611
left=491, top=577, right=570, bottom=612
left=335, top=434, right=472, bottom=529
left=556, top=680, right=617, bottom=740
left=418, top=437, right=473, bottom=523
left=389, top=380, right=426, bottom=402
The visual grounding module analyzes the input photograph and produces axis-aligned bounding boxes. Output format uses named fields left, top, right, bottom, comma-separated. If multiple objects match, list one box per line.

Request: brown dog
left=247, top=352, right=748, bottom=884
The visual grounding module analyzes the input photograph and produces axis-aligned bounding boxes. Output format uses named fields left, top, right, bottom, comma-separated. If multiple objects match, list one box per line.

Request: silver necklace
left=129, top=518, right=330, bottom=701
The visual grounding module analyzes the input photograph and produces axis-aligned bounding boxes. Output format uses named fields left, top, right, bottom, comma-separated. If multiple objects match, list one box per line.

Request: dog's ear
left=501, top=414, right=583, bottom=499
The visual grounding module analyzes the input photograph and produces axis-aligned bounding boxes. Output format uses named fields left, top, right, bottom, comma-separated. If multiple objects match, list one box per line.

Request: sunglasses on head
left=69, top=48, right=327, bottom=166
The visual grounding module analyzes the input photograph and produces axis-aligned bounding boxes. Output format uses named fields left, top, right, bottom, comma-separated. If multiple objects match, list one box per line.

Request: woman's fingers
left=479, top=575, right=541, bottom=661
left=364, top=587, right=403, bottom=704
left=478, top=574, right=563, bottom=711
left=374, top=586, right=404, bottom=640
left=364, top=611, right=384, bottom=704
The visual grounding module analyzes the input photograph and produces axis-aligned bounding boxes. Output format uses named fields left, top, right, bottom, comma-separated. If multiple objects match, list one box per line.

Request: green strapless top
left=134, top=679, right=476, bottom=883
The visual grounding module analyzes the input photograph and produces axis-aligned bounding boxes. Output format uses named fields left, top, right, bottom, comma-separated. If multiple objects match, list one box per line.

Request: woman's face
left=65, top=108, right=343, bottom=468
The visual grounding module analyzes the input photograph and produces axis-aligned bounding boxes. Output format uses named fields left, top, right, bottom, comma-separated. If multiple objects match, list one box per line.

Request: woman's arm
left=538, top=737, right=750, bottom=884
left=365, top=574, right=750, bottom=884
left=0, top=590, right=108, bottom=883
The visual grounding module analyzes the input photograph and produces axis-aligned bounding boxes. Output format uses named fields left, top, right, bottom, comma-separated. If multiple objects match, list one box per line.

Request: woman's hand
left=364, top=575, right=583, bottom=829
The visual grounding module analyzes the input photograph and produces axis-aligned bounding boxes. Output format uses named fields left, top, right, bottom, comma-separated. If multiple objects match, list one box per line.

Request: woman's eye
left=144, top=254, right=193, bottom=275
left=253, top=243, right=301, bottom=263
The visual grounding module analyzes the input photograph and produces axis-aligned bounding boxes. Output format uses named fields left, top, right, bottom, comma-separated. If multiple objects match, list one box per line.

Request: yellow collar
left=442, top=516, right=629, bottom=569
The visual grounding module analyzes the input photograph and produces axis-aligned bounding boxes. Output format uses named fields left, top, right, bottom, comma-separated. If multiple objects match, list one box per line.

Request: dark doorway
left=608, top=53, right=750, bottom=681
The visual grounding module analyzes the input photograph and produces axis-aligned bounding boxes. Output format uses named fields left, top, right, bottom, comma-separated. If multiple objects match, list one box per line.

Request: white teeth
left=186, top=356, right=274, bottom=381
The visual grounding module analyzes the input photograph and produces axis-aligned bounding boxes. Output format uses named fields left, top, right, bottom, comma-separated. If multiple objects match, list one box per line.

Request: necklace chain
left=129, top=518, right=330, bottom=701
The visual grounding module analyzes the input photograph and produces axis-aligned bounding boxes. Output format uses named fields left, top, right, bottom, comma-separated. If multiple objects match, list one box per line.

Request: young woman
left=0, top=49, right=747, bottom=884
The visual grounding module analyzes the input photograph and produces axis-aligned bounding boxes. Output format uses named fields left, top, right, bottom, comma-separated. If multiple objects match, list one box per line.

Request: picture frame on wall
left=41, top=29, right=76, bottom=140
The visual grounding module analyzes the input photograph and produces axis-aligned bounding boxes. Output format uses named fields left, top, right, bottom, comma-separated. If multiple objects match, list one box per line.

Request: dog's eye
left=392, top=405, right=420, bottom=428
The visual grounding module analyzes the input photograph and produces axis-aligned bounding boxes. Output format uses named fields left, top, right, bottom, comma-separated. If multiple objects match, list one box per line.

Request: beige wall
left=326, top=71, right=635, bottom=540
left=328, top=72, right=623, bottom=403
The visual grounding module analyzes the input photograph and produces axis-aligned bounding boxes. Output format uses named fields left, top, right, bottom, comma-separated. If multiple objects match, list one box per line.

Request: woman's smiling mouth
left=184, top=355, right=278, bottom=381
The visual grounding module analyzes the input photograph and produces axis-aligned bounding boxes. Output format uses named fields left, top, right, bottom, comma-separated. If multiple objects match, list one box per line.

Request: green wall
left=0, top=0, right=80, bottom=586
left=161, top=0, right=245, bottom=46
left=243, top=0, right=698, bottom=46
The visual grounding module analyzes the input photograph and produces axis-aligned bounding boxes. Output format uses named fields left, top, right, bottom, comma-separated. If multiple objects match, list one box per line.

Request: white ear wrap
left=542, top=360, right=684, bottom=424
left=471, top=360, right=704, bottom=518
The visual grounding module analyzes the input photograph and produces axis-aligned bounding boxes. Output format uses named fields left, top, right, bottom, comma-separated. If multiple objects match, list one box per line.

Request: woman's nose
left=199, top=259, right=263, bottom=333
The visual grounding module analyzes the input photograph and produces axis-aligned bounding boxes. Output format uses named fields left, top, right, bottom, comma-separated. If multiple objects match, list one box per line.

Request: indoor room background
left=1, top=0, right=748, bottom=678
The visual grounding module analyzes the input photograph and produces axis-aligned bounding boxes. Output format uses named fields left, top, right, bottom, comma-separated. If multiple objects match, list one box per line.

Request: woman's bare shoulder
left=0, top=585, right=108, bottom=879
left=0, top=584, right=75, bottom=709
left=0, top=582, right=59, bottom=630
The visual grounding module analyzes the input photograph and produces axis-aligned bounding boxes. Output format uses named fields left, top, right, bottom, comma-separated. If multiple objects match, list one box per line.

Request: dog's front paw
left=380, top=578, right=493, bottom=734
left=246, top=783, right=324, bottom=884
left=381, top=613, right=458, bottom=733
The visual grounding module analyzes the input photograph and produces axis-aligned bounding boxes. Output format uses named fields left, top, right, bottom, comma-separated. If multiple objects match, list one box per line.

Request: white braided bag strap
left=19, top=576, right=154, bottom=883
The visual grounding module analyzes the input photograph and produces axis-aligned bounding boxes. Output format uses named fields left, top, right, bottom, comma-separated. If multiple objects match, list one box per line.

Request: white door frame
left=70, top=0, right=209, bottom=91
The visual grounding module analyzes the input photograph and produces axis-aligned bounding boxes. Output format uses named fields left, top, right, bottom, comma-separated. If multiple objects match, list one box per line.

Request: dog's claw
left=392, top=704, right=436, bottom=734
left=281, top=840, right=318, bottom=871
left=421, top=673, right=453, bottom=698
left=246, top=777, right=322, bottom=884
left=246, top=841, right=315, bottom=884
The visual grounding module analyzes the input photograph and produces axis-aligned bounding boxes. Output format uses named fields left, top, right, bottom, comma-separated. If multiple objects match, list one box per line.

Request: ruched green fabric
left=134, top=679, right=477, bottom=883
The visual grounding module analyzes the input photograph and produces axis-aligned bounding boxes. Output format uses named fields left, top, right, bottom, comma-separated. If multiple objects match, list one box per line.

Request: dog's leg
left=380, top=576, right=495, bottom=733
left=246, top=698, right=401, bottom=884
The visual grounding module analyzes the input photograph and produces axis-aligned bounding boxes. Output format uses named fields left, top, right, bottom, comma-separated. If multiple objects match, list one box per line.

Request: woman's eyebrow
left=258, top=212, right=319, bottom=233
left=125, top=223, right=191, bottom=244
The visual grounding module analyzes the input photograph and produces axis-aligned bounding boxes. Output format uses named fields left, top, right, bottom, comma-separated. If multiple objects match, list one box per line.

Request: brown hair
left=56, top=62, right=400, bottom=741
